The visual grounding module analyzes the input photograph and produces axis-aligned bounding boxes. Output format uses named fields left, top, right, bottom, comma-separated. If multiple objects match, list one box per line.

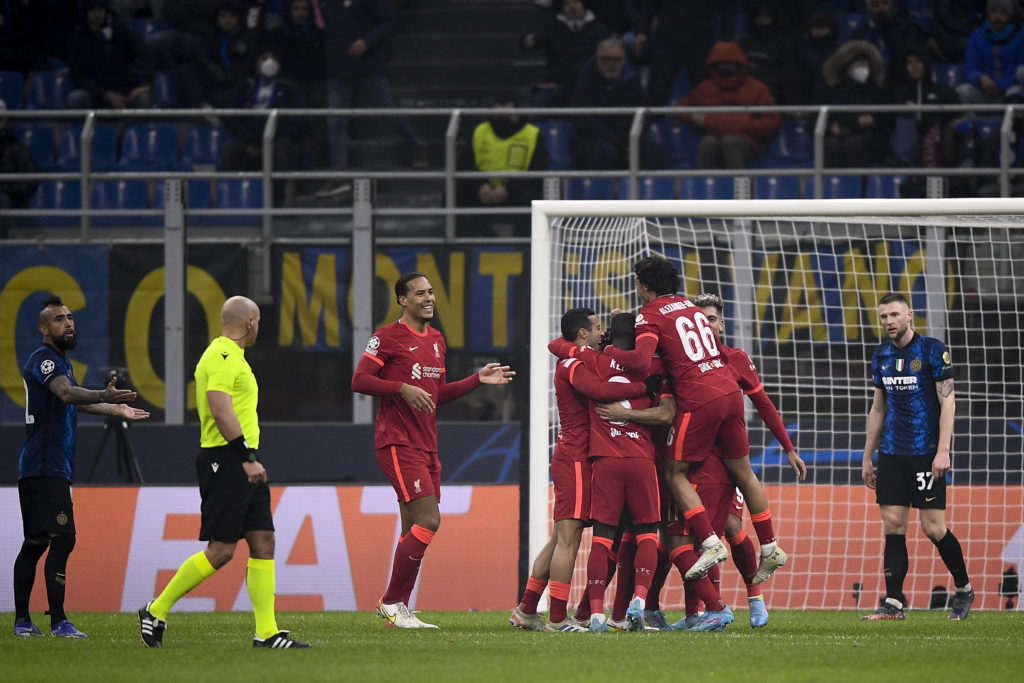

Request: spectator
left=28, top=0, right=81, bottom=67
left=929, top=0, right=986, bottom=64
left=219, top=47, right=304, bottom=206
left=0, top=0, right=39, bottom=74
left=786, top=10, right=840, bottom=107
left=737, top=0, right=791, bottom=105
left=268, top=0, right=328, bottom=170
left=66, top=0, right=153, bottom=109
left=521, top=0, right=611, bottom=107
left=320, top=0, right=423, bottom=179
left=184, top=0, right=261, bottom=108
left=0, top=99, right=38, bottom=237
left=675, top=41, right=781, bottom=170
left=816, top=40, right=893, bottom=168
left=569, top=37, right=662, bottom=170
left=889, top=45, right=962, bottom=170
left=636, top=0, right=739, bottom=106
left=457, top=95, right=549, bottom=236
left=958, top=0, right=1024, bottom=105
left=976, top=90, right=1024, bottom=196
left=851, top=0, right=930, bottom=78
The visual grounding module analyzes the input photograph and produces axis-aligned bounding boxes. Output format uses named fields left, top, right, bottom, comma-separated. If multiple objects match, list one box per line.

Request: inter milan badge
left=910, top=359, right=922, bottom=372
left=56, top=512, right=68, bottom=526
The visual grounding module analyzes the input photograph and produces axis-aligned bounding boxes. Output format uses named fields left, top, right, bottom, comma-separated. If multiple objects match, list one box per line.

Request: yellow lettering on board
left=478, top=252, right=523, bottom=348
left=777, top=251, right=828, bottom=343
left=416, top=252, right=465, bottom=347
left=279, top=252, right=340, bottom=347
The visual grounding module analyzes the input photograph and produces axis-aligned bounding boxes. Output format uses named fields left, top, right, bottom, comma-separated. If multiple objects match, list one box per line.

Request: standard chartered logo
left=412, top=362, right=422, bottom=380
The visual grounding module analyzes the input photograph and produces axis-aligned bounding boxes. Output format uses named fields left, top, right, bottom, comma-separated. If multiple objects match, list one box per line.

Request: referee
left=138, top=296, right=310, bottom=648
left=861, top=292, right=974, bottom=621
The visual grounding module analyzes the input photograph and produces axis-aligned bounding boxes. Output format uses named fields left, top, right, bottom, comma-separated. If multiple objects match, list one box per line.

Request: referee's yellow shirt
left=195, top=336, right=260, bottom=449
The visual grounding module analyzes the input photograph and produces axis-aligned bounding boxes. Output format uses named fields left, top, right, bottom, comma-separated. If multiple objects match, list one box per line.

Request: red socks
left=382, top=524, right=433, bottom=605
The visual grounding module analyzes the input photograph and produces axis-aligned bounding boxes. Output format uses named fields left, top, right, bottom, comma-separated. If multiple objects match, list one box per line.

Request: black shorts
left=19, top=476, right=75, bottom=538
left=196, top=447, right=274, bottom=543
left=875, top=453, right=947, bottom=510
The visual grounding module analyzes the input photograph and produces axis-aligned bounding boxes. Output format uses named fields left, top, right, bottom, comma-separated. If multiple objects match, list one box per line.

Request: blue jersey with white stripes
left=871, top=332, right=953, bottom=456
left=19, top=344, right=78, bottom=481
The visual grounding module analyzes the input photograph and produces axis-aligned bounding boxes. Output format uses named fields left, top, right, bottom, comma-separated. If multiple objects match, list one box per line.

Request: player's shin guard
left=632, top=533, right=659, bottom=601
left=933, top=529, right=971, bottom=589
left=883, top=534, right=909, bottom=604
left=383, top=524, right=434, bottom=606
left=150, top=550, right=217, bottom=620
left=44, top=534, right=75, bottom=625
left=247, top=557, right=279, bottom=640
left=13, top=539, right=47, bottom=622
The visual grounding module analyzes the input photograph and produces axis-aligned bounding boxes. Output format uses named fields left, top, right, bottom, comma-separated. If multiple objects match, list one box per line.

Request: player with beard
left=352, top=272, right=515, bottom=628
left=14, top=296, right=148, bottom=638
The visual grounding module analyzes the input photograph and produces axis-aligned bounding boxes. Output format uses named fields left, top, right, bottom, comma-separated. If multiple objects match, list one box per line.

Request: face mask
left=260, top=58, right=280, bottom=79
left=849, top=65, right=870, bottom=84
left=714, top=64, right=740, bottom=78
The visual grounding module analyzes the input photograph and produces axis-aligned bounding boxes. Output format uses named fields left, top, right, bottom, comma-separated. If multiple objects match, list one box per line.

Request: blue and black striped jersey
left=19, top=344, right=78, bottom=481
left=871, top=332, right=953, bottom=456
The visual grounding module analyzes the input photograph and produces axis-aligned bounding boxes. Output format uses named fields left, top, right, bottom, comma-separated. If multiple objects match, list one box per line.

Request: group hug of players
left=510, top=255, right=807, bottom=633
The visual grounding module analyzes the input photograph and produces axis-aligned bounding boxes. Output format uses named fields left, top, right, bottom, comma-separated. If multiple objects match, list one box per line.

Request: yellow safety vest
left=472, top=121, right=540, bottom=187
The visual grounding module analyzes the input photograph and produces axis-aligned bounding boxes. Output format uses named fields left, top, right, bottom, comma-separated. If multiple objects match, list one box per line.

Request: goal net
left=529, top=198, right=1024, bottom=613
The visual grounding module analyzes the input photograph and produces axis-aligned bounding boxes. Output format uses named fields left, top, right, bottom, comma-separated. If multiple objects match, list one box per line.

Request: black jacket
left=67, top=12, right=151, bottom=99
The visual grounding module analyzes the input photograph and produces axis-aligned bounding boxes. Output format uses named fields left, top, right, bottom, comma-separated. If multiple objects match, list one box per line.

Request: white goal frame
left=528, top=197, right=1024, bottom=610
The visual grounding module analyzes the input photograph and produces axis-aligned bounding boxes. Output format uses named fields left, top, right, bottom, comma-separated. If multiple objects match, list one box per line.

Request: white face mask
left=849, top=65, right=870, bottom=84
left=259, top=58, right=280, bottom=79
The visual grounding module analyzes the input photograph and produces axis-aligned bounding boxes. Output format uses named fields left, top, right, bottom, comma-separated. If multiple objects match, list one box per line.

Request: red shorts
left=666, top=392, right=748, bottom=463
left=590, top=457, right=661, bottom=526
left=551, top=456, right=591, bottom=522
left=376, top=444, right=441, bottom=503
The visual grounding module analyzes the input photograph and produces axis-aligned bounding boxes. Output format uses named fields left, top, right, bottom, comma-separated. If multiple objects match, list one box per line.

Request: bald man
left=14, top=295, right=148, bottom=638
left=139, top=296, right=311, bottom=649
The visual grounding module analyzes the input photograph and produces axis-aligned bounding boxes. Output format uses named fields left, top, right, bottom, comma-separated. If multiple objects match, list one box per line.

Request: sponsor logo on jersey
left=412, top=363, right=422, bottom=380
left=910, top=359, right=922, bottom=372
left=412, top=363, right=442, bottom=381
left=40, top=359, right=55, bottom=375
left=882, top=375, right=918, bottom=388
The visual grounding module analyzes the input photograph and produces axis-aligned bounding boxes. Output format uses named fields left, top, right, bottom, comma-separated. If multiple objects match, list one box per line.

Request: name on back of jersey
left=656, top=300, right=694, bottom=315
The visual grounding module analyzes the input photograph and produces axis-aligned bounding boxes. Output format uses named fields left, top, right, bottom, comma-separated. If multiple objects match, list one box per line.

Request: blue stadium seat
left=0, top=70, right=24, bottom=109
left=153, top=179, right=211, bottom=226
left=535, top=121, right=571, bottom=171
left=128, top=17, right=173, bottom=41
left=118, top=123, right=179, bottom=170
left=653, top=119, right=701, bottom=169
left=755, top=176, right=801, bottom=199
left=973, top=118, right=1000, bottom=141
left=822, top=175, right=862, bottom=198
left=26, top=69, right=72, bottom=110
left=91, top=179, right=150, bottom=226
left=55, top=123, right=118, bottom=171
left=764, top=118, right=812, bottom=168
left=563, top=177, right=615, bottom=200
left=152, top=69, right=183, bottom=109
left=180, top=124, right=226, bottom=168
left=866, top=174, right=907, bottom=199
left=9, top=124, right=56, bottom=169
left=933, top=62, right=965, bottom=89
left=20, top=180, right=82, bottom=227
left=679, top=176, right=733, bottom=200
left=209, top=178, right=264, bottom=226
left=617, top=176, right=676, bottom=200
left=836, top=13, right=868, bottom=44
left=733, top=13, right=749, bottom=40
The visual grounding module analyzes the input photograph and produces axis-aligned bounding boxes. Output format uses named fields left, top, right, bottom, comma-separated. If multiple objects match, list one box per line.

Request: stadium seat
left=55, top=123, right=118, bottom=171
left=9, top=124, right=56, bottom=169
left=535, top=121, right=571, bottom=171
left=0, top=70, right=24, bottom=109
left=755, top=176, right=801, bottom=199
left=679, top=176, right=733, bottom=200
left=563, top=177, right=615, bottom=200
left=180, top=124, right=227, bottom=168
left=26, top=68, right=72, bottom=110
left=764, top=118, right=812, bottom=168
left=209, top=178, right=264, bottom=226
left=118, top=123, right=179, bottom=170
left=90, top=179, right=150, bottom=226
left=153, top=178, right=210, bottom=226
left=152, top=69, right=183, bottom=109
left=617, top=176, right=676, bottom=200
left=20, top=179, right=82, bottom=228
left=973, top=118, right=1000, bottom=141
left=865, top=174, right=907, bottom=199
left=822, top=174, right=862, bottom=198
left=654, top=119, right=701, bottom=169
left=933, top=62, right=965, bottom=89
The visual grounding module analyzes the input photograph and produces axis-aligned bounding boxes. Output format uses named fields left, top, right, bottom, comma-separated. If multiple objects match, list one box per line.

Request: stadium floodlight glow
left=529, top=197, right=1024, bottom=611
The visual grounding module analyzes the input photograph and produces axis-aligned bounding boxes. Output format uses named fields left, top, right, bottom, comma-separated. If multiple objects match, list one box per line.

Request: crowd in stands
left=2, top=0, right=1024, bottom=233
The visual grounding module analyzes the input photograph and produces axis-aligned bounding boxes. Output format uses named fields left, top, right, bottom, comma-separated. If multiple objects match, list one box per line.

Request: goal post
left=529, top=198, right=1024, bottom=612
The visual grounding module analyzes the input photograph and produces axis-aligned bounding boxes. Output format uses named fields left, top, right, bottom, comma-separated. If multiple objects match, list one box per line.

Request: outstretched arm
left=595, top=395, right=677, bottom=427
left=747, top=387, right=805, bottom=480
left=352, top=353, right=436, bottom=413
left=601, top=334, right=658, bottom=373
left=49, top=375, right=137, bottom=405
left=567, top=360, right=646, bottom=402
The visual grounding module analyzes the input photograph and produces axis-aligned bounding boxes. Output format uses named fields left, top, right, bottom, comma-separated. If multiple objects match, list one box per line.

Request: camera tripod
left=86, top=417, right=145, bottom=484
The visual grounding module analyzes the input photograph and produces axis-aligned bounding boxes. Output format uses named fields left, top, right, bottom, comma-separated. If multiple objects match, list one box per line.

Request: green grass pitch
left=4, top=609, right=1023, bottom=682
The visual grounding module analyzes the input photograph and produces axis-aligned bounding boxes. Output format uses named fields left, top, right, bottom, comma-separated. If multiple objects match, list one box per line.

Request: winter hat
left=988, top=0, right=1014, bottom=14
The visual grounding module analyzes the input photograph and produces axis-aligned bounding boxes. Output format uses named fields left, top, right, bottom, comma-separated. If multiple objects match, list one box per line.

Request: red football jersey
left=720, top=344, right=760, bottom=393
left=584, top=352, right=655, bottom=461
left=720, top=343, right=795, bottom=452
left=553, top=353, right=592, bottom=463
left=635, top=294, right=738, bottom=411
left=358, top=319, right=447, bottom=451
